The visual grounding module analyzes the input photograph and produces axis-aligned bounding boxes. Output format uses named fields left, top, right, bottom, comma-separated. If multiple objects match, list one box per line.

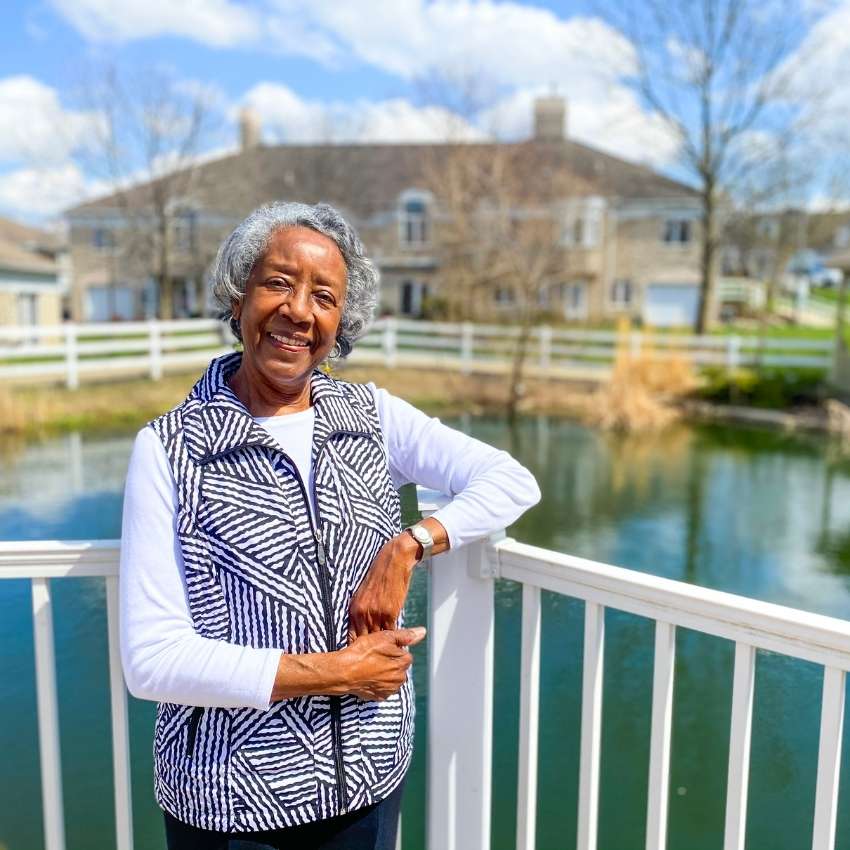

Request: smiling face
left=232, top=225, right=347, bottom=399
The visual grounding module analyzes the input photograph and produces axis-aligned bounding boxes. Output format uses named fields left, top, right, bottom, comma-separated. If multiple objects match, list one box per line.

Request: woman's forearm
left=270, top=651, right=349, bottom=701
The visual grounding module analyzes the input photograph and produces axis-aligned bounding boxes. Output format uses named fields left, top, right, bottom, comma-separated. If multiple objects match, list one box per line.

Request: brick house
left=65, top=97, right=703, bottom=327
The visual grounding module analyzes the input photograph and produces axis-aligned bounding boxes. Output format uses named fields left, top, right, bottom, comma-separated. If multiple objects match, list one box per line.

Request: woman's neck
left=228, top=365, right=312, bottom=417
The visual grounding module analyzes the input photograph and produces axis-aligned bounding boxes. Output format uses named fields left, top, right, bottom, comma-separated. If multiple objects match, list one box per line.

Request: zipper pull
left=314, top=531, right=326, bottom=566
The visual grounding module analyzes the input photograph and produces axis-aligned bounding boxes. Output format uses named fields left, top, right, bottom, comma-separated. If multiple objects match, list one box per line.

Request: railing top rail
left=7, top=534, right=850, bottom=670
left=495, top=538, right=850, bottom=670
left=0, top=540, right=120, bottom=578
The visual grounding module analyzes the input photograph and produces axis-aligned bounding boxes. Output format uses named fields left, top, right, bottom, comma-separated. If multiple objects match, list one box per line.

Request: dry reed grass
left=562, top=324, right=699, bottom=433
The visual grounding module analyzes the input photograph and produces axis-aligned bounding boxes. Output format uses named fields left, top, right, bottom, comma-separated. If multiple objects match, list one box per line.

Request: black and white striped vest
left=148, top=352, right=411, bottom=831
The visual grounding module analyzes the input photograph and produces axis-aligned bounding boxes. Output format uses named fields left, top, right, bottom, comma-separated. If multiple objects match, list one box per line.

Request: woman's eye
left=315, top=291, right=336, bottom=305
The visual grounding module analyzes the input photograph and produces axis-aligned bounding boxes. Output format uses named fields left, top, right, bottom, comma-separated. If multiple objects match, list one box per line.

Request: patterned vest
left=148, top=352, right=411, bottom=831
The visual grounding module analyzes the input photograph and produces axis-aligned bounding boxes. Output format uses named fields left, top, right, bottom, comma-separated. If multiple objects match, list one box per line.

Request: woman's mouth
left=267, top=331, right=311, bottom=351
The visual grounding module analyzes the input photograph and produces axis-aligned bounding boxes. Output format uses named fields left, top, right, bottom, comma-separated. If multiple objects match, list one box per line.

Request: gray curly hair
left=210, top=201, right=379, bottom=357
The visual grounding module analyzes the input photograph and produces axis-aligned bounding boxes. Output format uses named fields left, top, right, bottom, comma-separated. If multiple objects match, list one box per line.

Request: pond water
left=2, top=417, right=850, bottom=850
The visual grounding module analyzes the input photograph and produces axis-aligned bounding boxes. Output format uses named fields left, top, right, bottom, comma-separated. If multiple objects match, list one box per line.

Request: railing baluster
left=31, top=577, right=66, bottom=850
left=516, top=585, right=541, bottom=850
left=106, top=575, right=134, bottom=850
left=577, top=601, right=605, bottom=850
left=646, top=621, right=676, bottom=850
left=812, top=666, right=846, bottom=850
left=723, top=642, right=756, bottom=850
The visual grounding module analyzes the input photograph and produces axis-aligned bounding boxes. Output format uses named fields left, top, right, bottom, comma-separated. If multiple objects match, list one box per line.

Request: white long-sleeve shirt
left=119, top=383, right=541, bottom=711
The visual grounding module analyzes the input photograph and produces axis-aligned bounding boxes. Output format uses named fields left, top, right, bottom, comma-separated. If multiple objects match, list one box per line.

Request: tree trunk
left=507, top=304, right=533, bottom=423
left=157, top=215, right=173, bottom=320
left=696, top=188, right=717, bottom=334
left=158, top=274, right=174, bottom=321
left=836, top=271, right=848, bottom=342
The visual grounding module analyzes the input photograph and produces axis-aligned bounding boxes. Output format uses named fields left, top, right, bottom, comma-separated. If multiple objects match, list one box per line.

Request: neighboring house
left=0, top=216, right=66, bottom=329
left=65, top=97, right=703, bottom=327
left=722, top=209, right=850, bottom=292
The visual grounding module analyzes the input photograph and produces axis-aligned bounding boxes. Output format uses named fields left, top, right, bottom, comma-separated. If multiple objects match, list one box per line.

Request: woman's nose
left=280, top=286, right=312, bottom=324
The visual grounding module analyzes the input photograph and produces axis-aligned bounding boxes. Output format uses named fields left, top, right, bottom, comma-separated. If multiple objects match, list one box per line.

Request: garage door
left=643, top=284, right=700, bottom=328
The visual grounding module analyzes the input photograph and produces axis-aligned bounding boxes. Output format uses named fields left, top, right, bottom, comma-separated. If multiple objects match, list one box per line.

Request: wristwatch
left=404, top=523, right=434, bottom=563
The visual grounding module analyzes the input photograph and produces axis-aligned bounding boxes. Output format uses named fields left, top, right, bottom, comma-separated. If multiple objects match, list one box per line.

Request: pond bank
left=2, top=364, right=849, bottom=442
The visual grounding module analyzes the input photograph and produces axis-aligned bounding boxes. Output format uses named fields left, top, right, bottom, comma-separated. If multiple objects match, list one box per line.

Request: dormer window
left=561, top=197, right=604, bottom=248
left=399, top=192, right=430, bottom=247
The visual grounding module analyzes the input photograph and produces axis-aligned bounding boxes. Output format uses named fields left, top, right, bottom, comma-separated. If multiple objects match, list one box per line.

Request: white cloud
left=48, top=0, right=260, bottom=47
left=0, top=75, right=100, bottom=165
left=0, top=164, right=96, bottom=218
left=242, top=83, right=482, bottom=143
left=48, top=0, right=681, bottom=167
left=478, top=86, right=680, bottom=166
left=277, top=0, right=635, bottom=86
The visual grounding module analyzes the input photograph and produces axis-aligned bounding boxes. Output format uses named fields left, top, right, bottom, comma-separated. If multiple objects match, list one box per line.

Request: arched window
left=399, top=192, right=430, bottom=247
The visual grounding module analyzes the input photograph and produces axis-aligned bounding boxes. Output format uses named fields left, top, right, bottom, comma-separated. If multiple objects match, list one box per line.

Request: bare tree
left=75, top=64, right=220, bottom=319
left=596, top=0, right=820, bottom=333
left=422, top=140, right=584, bottom=419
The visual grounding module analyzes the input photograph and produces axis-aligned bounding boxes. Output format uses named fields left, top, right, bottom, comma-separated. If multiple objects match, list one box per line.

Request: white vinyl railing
left=2, top=490, right=850, bottom=849
left=0, top=317, right=836, bottom=388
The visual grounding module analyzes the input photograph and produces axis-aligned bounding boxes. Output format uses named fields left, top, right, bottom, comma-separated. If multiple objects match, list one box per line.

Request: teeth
left=269, top=332, right=309, bottom=347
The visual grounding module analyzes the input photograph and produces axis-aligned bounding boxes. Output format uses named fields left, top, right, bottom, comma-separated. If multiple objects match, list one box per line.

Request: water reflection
left=2, top=417, right=850, bottom=850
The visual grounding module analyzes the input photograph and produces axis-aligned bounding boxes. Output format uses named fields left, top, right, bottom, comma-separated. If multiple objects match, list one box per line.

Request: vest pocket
left=186, top=707, right=203, bottom=759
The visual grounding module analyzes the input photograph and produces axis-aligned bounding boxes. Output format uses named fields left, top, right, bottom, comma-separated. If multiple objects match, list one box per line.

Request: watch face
left=411, top=526, right=432, bottom=545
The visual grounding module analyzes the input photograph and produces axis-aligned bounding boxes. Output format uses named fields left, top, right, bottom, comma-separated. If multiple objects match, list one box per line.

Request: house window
left=562, top=198, right=603, bottom=248
left=558, top=281, right=587, bottom=319
left=400, top=197, right=429, bottom=246
left=757, top=218, right=780, bottom=239
left=400, top=280, right=428, bottom=316
left=572, top=218, right=584, bottom=246
left=835, top=225, right=850, bottom=249
left=172, top=209, right=197, bottom=254
left=17, top=293, right=38, bottom=326
left=92, top=227, right=114, bottom=250
left=610, top=279, right=633, bottom=308
left=494, top=287, right=515, bottom=306
left=663, top=219, right=692, bottom=244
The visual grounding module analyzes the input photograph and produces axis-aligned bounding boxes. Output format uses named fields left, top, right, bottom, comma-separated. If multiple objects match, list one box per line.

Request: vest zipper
left=186, top=706, right=203, bottom=759
left=312, top=531, right=350, bottom=813
left=277, top=438, right=356, bottom=814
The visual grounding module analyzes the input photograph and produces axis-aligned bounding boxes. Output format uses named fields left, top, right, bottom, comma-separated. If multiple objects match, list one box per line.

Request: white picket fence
left=1, top=487, right=848, bottom=850
left=0, top=317, right=836, bottom=389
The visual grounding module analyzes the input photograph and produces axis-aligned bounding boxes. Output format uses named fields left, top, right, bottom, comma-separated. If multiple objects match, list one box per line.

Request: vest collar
left=183, top=352, right=373, bottom=465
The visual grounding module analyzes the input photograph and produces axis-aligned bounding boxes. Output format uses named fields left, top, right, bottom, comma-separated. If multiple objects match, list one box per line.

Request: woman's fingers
left=390, top=626, right=427, bottom=647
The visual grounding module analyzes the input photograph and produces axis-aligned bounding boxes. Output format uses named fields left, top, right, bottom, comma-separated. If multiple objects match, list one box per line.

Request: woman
left=120, top=201, right=540, bottom=849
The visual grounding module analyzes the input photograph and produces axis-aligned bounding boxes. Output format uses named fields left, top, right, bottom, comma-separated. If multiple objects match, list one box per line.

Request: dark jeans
left=163, top=780, right=405, bottom=850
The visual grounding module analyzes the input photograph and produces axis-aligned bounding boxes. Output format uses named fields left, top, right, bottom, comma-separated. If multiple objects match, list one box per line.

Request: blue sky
left=0, top=0, right=847, bottom=223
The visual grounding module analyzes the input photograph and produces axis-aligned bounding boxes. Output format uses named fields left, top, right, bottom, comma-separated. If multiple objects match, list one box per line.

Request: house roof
left=66, top=138, right=698, bottom=221
left=0, top=216, right=58, bottom=275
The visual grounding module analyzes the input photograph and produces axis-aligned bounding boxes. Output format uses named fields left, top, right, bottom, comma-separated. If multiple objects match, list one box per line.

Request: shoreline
left=2, top=364, right=848, bottom=442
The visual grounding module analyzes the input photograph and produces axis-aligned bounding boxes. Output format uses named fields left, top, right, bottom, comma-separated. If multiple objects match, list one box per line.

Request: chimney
left=533, top=95, right=567, bottom=142
left=239, top=106, right=262, bottom=151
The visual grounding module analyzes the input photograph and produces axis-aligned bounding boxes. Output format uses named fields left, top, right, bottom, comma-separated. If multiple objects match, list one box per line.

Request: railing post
left=461, top=322, right=474, bottom=375
left=539, top=325, right=552, bottom=371
left=630, top=330, right=642, bottom=359
left=726, top=335, right=741, bottom=372
left=64, top=323, right=78, bottom=390
left=421, top=489, right=497, bottom=850
left=383, top=317, right=397, bottom=368
left=149, top=320, right=163, bottom=380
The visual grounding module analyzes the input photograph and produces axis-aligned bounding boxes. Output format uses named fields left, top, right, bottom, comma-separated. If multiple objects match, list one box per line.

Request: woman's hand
left=347, top=532, right=420, bottom=641
left=338, top=627, right=426, bottom=701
